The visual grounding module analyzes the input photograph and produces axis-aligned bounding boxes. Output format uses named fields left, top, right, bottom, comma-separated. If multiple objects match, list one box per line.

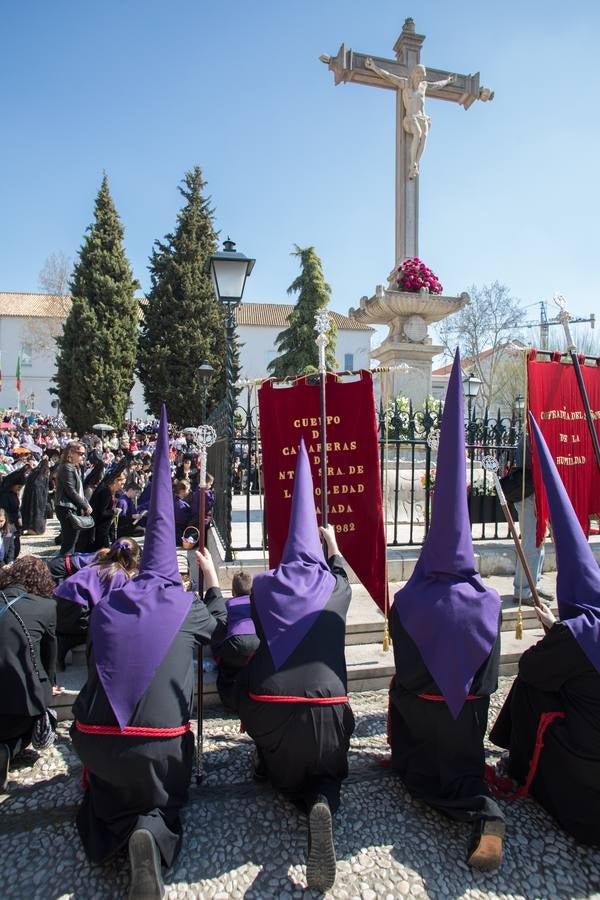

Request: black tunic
left=234, top=555, right=355, bottom=814
left=21, top=467, right=50, bottom=534
left=490, top=623, right=600, bottom=845
left=0, top=586, right=57, bottom=758
left=389, top=611, right=503, bottom=825
left=70, top=592, right=227, bottom=867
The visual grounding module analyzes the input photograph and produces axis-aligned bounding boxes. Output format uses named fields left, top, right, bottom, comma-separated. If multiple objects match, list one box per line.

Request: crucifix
left=320, top=17, right=494, bottom=267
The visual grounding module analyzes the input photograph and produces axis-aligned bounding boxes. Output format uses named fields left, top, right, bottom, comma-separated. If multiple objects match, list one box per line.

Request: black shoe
left=0, top=743, right=9, bottom=792
left=252, top=748, right=267, bottom=782
left=466, top=818, right=505, bottom=872
left=537, top=589, right=554, bottom=602
left=307, top=795, right=336, bottom=892
left=128, top=829, right=164, bottom=900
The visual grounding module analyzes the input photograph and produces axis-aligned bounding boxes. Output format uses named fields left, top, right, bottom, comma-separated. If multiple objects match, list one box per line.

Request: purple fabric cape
left=529, top=413, right=600, bottom=673
left=252, top=438, right=335, bottom=670
left=392, top=350, right=501, bottom=718
left=53, top=564, right=129, bottom=608
left=225, top=595, right=256, bottom=638
left=90, top=404, right=193, bottom=730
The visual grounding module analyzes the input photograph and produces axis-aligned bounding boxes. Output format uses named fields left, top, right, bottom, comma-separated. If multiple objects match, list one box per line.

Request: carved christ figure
left=365, top=57, right=456, bottom=179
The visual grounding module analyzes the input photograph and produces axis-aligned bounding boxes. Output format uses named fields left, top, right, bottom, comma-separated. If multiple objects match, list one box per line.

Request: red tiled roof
left=236, top=303, right=372, bottom=331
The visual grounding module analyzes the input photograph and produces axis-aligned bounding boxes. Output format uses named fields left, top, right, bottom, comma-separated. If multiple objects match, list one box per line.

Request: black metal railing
left=207, top=387, right=523, bottom=552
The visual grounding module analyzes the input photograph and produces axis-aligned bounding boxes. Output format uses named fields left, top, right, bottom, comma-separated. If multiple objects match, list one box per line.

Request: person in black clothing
left=0, top=468, right=28, bottom=560
left=210, top=570, right=259, bottom=713
left=55, top=442, right=92, bottom=555
left=0, top=508, right=16, bottom=565
left=86, top=464, right=128, bottom=551
left=70, top=406, right=227, bottom=900
left=21, top=456, right=50, bottom=535
left=389, top=352, right=504, bottom=871
left=223, top=440, right=354, bottom=893
left=490, top=415, right=600, bottom=846
left=0, top=556, right=58, bottom=790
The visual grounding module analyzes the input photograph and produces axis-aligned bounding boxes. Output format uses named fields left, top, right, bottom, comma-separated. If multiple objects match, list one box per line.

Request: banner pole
left=555, top=295, right=600, bottom=472
left=483, top=457, right=543, bottom=617
left=315, top=313, right=332, bottom=529
left=194, top=425, right=216, bottom=784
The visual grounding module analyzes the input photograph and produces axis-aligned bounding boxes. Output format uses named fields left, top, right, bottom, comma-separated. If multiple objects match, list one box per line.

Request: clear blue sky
left=2, top=0, right=599, bottom=344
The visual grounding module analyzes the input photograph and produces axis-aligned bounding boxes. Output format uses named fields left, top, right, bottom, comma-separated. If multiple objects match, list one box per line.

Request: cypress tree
left=54, top=175, right=139, bottom=432
left=268, top=245, right=337, bottom=377
left=137, top=166, right=231, bottom=425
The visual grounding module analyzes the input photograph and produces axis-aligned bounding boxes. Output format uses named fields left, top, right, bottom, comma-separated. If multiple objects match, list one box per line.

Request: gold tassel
left=383, top=615, right=391, bottom=652
left=515, top=603, right=523, bottom=640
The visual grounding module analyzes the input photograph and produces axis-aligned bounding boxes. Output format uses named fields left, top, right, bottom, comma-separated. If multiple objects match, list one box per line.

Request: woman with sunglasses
left=54, top=442, right=92, bottom=555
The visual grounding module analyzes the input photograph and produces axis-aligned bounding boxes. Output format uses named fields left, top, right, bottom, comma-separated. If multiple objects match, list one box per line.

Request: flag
left=15, top=355, right=21, bottom=392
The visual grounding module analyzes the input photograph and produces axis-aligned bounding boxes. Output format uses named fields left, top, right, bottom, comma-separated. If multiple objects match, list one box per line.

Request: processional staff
left=185, top=423, right=217, bottom=784
left=483, top=456, right=543, bottom=639
left=554, top=294, right=600, bottom=472
left=315, top=312, right=332, bottom=528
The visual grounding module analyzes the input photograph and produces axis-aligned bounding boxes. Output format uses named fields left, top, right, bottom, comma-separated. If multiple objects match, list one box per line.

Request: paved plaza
left=2, top=528, right=599, bottom=899
left=2, top=686, right=600, bottom=899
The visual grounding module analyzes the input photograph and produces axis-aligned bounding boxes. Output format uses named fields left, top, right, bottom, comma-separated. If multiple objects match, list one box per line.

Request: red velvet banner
left=258, top=371, right=387, bottom=611
left=527, top=351, right=600, bottom=545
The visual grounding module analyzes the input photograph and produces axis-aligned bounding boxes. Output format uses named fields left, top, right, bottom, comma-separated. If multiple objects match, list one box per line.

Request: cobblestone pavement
left=2, top=527, right=599, bottom=898
left=2, top=685, right=600, bottom=899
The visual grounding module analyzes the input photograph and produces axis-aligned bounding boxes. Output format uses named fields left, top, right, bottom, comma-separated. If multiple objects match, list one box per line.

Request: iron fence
left=207, top=388, right=523, bottom=553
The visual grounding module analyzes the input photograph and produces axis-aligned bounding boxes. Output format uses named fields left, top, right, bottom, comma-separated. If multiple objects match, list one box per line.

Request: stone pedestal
left=349, top=282, right=469, bottom=405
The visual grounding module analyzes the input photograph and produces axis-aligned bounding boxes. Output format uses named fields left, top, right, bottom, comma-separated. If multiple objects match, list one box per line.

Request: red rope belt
left=65, top=554, right=73, bottom=576
left=75, top=720, right=191, bottom=737
left=418, top=693, right=481, bottom=701
left=248, top=693, right=348, bottom=705
left=485, top=710, right=565, bottom=801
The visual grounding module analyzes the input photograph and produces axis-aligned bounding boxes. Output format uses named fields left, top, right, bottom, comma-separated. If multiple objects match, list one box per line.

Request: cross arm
left=320, top=46, right=494, bottom=109
left=320, top=45, right=408, bottom=91
left=425, top=67, right=494, bottom=109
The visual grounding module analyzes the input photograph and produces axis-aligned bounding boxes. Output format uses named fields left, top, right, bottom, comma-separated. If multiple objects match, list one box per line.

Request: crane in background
left=522, top=301, right=595, bottom=350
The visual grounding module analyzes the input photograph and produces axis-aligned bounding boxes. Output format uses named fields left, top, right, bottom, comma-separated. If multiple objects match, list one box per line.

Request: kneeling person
left=70, top=407, right=227, bottom=899
left=490, top=416, right=600, bottom=846
left=235, top=440, right=354, bottom=893
left=390, top=352, right=504, bottom=870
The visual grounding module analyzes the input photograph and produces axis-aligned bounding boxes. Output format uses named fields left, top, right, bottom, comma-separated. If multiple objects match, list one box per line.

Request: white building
left=235, top=303, right=372, bottom=379
left=0, top=293, right=372, bottom=417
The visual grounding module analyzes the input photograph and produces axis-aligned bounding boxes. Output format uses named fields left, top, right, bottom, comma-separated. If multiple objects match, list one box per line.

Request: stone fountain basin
left=350, top=289, right=469, bottom=327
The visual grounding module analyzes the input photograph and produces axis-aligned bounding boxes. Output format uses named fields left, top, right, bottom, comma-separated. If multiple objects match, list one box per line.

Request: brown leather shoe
left=466, top=819, right=505, bottom=872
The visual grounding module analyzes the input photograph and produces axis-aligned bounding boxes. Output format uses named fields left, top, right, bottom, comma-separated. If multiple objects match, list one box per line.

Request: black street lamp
left=207, top=238, right=255, bottom=561
left=198, top=361, right=215, bottom=423
left=514, top=394, right=525, bottom=430
left=462, top=371, right=482, bottom=421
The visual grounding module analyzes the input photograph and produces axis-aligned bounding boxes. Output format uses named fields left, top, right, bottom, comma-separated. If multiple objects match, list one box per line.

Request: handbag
left=67, top=510, right=95, bottom=530
left=499, top=466, right=534, bottom=503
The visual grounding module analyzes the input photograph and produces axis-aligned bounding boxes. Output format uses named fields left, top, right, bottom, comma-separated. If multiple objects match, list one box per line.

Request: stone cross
left=320, top=17, right=494, bottom=267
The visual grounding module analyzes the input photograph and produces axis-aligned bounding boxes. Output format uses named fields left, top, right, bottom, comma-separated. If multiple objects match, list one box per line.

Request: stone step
left=54, top=627, right=543, bottom=721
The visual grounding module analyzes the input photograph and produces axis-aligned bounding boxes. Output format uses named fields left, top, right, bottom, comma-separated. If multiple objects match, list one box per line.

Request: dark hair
left=173, top=479, right=189, bottom=496
left=232, top=571, right=253, bottom=597
left=94, top=538, right=141, bottom=580
left=0, top=555, right=56, bottom=597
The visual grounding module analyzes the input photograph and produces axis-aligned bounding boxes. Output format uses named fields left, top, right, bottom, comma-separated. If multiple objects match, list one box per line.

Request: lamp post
left=514, top=394, right=525, bottom=430
left=207, top=238, right=255, bottom=562
left=462, top=371, right=482, bottom=421
left=198, top=361, right=215, bottom=423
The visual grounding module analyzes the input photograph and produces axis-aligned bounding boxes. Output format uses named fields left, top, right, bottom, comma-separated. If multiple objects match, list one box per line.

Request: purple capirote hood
left=392, top=350, right=501, bottom=718
left=53, top=564, right=129, bottom=608
left=252, top=438, right=335, bottom=670
left=529, top=413, right=600, bottom=673
left=225, top=595, right=256, bottom=638
left=90, top=404, right=193, bottom=730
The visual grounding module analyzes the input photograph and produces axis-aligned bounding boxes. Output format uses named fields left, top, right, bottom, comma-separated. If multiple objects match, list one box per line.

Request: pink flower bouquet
left=395, top=258, right=443, bottom=294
